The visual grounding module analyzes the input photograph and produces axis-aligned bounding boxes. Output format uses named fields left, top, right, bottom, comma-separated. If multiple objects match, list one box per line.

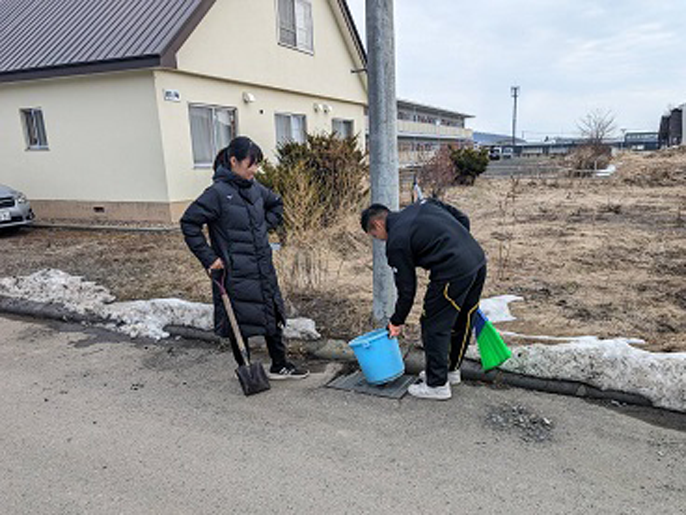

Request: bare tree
left=577, top=108, right=616, bottom=146
left=568, top=109, right=616, bottom=173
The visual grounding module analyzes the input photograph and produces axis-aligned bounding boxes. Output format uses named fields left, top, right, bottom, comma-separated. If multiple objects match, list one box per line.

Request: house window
left=189, top=104, right=236, bottom=167
left=277, top=0, right=313, bottom=53
left=275, top=113, right=307, bottom=146
left=332, top=119, right=354, bottom=139
left=21, top=108, right=49, bottom=150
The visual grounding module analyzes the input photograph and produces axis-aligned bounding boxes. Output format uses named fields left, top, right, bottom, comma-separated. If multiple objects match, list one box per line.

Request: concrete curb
left=0, top=295, right=105, bottom=325
left=309, top=340, right=653, bottom=407
left=30, top=222, right=179, bottom=233
left=0, top=301, right=654, bottom=409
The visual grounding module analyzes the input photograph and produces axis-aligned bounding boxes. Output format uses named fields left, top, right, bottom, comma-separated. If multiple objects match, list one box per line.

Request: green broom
left=474, top=308, right=511, bottom=371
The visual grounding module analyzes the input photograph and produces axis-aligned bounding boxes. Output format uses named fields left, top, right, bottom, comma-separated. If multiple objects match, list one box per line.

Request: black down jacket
left=180, top=166, right=286, bottom=338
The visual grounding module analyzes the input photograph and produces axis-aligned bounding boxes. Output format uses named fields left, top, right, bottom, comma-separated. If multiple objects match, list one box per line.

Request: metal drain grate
left=326, top=370, right=417, bottom=399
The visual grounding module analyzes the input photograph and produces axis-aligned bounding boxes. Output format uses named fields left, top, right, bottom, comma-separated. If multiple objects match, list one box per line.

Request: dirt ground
left=0, top=149, right=684, bottom=352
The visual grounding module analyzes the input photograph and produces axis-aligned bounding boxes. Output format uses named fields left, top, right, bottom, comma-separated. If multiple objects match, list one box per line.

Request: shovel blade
left=235, top=362, right=271, bottom=396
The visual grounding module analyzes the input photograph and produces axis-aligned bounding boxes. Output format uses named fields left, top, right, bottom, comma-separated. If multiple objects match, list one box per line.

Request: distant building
left=377, top=100, right=474, bottom=167
left=659, top=106, right=683, bottom=147
left=473, top=132, right=525, bottom=147
left=622, top=131, right=660, bottom=152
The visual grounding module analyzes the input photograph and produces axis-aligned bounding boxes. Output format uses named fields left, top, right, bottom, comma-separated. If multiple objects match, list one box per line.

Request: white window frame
left=188, top=104, right=237, bottom=168
left=275, top=113, right=307, bottom=146
left=20, top=108, right=49, bottom=150
left=277, top=0, right=314, bottom=54
left=332, top=118, right=355, bottom=139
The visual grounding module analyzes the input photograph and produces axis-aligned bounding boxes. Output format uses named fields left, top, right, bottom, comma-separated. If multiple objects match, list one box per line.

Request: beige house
left=0, top=0, right=367, bottom=223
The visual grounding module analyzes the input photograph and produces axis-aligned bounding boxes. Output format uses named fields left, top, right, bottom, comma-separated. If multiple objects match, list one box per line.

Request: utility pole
left=367, top=0, right=399, bottom=323
left=511, top=85, right=520, bottom=150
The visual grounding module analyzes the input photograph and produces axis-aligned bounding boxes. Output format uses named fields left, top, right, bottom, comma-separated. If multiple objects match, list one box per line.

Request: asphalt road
left=1, top=315, right=684, bottom=514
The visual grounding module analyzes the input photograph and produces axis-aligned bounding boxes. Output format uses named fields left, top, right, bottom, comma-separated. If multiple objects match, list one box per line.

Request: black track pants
left=421, top=264, right=487, bottom=387
left=222, top=331, right=287, bottom=369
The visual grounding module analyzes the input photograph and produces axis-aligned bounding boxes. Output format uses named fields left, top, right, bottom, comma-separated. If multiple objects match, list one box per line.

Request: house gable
left=174, top=0, right=367, bottom=104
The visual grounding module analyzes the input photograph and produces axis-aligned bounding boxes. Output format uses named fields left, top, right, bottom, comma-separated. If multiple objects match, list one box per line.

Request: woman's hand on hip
left=208, top=258, right=224, bottom=273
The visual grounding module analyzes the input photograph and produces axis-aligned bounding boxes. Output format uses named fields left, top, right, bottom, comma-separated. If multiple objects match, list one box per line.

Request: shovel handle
left=209, top=269, right=250, bottom=364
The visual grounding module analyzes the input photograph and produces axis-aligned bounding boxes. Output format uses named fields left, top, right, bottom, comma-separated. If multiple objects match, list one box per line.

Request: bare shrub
left=566, top=145, right=612, bottom=174
left=416, top=145, right=490, bottom=196
left=260, top=133, right=367, bottom=237
left=417, top=146, right=455, bottom=198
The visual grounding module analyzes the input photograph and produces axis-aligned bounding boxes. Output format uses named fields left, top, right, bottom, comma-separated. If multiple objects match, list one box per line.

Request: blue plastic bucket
left=348, top=329, right=405, bottom=385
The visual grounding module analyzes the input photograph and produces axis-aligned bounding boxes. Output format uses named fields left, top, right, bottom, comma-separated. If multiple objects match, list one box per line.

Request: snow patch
left=480, top=295, right=523, bottom=323
left=465, top=298, right=686, bottom=412
left=283, top=318, right=321, bottom=341
left=499, top=337, right=686, bottom=412
left=0, top=269, right=114, bottom=314
left=104, top=299, right=213, bottom=340
left=0, top=269, right=309, bottom=341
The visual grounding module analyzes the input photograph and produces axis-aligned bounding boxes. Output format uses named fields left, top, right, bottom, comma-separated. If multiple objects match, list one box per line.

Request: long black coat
left=180, top=166, right=286, bottom=338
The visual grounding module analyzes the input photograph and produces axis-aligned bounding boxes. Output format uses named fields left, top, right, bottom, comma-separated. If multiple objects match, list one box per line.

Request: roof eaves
left=337, top=0, right=367, bottom=65
left=397, top=98, right=474, bottom=119
left=158, top=0, right=217, bottom=69
left=0, top=56, right=162, bottom=84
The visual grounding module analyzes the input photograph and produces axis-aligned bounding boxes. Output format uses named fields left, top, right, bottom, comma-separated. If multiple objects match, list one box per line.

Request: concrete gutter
left=307, top=338, right=653, bottom=407
left=30, top=222, right=179, bottom=233
left=0, top=299, right=653, bottom=409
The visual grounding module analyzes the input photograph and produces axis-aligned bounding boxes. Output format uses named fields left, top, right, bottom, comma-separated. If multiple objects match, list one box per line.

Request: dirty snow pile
left=479, top=294, right=522, bottom=323
left=0, top=269, right=319, bottom=341
left=0, top=269, right=115, bottom=314
left=468, top=295, right=686, bottom=412
left=501, top=337, right=686, bottom=412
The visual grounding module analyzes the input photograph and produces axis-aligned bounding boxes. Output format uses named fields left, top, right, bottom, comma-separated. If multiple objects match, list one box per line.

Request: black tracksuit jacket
left=385, top=199, right=486, bottom=326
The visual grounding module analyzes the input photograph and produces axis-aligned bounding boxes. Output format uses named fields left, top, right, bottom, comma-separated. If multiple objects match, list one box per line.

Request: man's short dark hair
left=360, top=204, right=390, bottom=232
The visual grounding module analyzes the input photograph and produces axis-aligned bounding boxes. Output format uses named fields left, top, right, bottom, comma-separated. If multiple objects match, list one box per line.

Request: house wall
left=175, top=0, right=367, bottom=106
left=0, top=71, right=170, bottom=220
left=152, top=69, right=365, bottom=217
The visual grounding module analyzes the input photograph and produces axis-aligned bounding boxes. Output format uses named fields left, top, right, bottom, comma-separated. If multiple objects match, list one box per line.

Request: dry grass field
left=1, top=148, right=683, bottom=352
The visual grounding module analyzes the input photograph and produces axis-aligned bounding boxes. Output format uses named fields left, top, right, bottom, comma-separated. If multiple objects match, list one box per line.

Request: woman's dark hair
left=360, top=203, right=390, bottom=232
left=213, top=136, right=264, bottom=171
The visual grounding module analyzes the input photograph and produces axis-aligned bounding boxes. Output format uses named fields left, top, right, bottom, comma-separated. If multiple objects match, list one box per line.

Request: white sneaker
left=418, top=370, right=461, bottom=385
left=407, top=382, right=452, bottom=401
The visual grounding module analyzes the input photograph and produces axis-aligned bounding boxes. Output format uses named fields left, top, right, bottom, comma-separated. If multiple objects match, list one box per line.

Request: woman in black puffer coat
left=180, top=137, right=308, bottom=379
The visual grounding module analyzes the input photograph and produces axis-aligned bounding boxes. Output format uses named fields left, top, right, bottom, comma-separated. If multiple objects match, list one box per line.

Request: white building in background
left=366, top=99, right=474, bottom=168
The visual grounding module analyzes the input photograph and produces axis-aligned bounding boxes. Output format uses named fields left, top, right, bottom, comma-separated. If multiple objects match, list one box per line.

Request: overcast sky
left=345, top=0, right=686, bottom=140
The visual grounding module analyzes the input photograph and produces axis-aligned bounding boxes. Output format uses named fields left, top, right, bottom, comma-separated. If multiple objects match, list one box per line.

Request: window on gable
left=21, top=108, right=49, bottom=150
left=275, top=113, right=307, bottom=146
left=332, top=119, right=354, bottom=139
left=189, top=104, right=236, bottom=167
left=278, top=0, right=313, bottom=53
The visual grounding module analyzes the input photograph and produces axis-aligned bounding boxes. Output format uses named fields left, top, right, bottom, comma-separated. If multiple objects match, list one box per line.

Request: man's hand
left=208, top=258, right=224, bottom=273
left=387, top=323, right=403, bottom=338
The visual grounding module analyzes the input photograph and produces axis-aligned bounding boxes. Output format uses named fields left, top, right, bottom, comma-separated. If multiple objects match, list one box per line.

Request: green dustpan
left=474, top=309, right=511, bottom=371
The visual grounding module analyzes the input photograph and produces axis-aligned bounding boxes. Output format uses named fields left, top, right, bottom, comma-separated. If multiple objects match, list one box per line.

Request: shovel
left=211, top=270, right=270, bottom=396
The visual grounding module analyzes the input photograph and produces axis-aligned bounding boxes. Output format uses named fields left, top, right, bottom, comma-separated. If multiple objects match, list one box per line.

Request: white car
left=0, top=184, right=34, bottom=229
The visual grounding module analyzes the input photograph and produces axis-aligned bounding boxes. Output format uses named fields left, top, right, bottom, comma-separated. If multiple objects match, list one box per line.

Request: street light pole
left=367, top=0, right=399, bottom=323
left=511, top=86, right=520, bottom=151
